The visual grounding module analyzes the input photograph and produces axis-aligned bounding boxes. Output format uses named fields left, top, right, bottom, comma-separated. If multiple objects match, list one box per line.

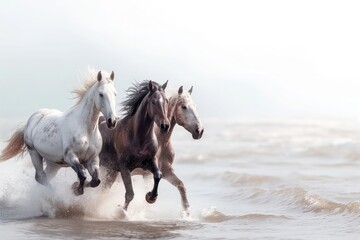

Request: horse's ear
left=162, top=80, right=168, bottom=90
left=178, top=86, right=183, bottom=95
left=97, top=71, right=102, bottom=82
left=148, top=80, right=156, bottom=92
left=188, top=86, right=193, bottom=95
left=110, top=71, right=114, bottom=81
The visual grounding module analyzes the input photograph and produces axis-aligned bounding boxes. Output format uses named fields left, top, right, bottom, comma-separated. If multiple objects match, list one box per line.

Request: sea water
left=1, top=118, right=360, bottom=239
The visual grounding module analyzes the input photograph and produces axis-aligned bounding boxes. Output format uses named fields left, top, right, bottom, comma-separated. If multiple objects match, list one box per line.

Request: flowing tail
left=0, top=126, right=27, bottom=161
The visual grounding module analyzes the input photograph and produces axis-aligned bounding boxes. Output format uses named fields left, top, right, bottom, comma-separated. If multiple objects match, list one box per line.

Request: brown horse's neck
left=133, top=97, right=155, bottom=141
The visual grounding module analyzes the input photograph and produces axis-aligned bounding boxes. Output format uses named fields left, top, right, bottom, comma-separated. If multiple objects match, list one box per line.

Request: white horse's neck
left=72, top=83, right=100, bottom=133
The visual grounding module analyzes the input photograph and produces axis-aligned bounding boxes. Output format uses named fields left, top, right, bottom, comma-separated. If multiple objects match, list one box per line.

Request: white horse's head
left=173, top=86, right=204, bottom=139
left=95, top=71, right=117, bottom=129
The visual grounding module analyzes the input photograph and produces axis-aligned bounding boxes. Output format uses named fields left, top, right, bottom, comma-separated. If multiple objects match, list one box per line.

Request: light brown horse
left=153, top=86, right=204, bottom=213
left=98, top=80, right=170, bottom=210
left=102, top=85, right=204, bottom=213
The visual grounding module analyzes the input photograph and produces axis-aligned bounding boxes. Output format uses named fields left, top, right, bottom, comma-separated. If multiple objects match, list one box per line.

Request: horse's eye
left=152, top=100, right=156, bottom=105
left=99, top=93, right=104, bottom=98
left=182, top=105, right=187, bottom=110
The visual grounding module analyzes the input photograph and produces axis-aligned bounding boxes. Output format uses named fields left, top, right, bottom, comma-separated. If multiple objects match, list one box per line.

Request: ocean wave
left=177, top=141, right=360, bottom=163
left=296, top=143, right=360, bottom=160
left=175, top=119, right=360, bottom=161
left=195, top=171, right=281, bottom=186
left=222, top=171, right=281, bottom=185
left=200, top=206, right=232, bottom=222
left=237, top=213, right=291, bottom=221
left=291, top=188, right=360, bottom=214
left=244, top=187, right=360, bottom=215
left=200, top=206, right=290, bottom=223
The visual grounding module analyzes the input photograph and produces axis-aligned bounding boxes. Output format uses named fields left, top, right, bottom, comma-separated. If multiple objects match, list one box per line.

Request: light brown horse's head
left=147, top=80, right=170, bottom=133
left=173, top=86, right=204, bottom=139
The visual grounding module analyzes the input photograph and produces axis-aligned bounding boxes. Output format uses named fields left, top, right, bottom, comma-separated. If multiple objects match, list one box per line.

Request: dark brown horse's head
left=173, top=86, right=204, bottom=139
left=121, top=80, right=170, bottom=134
left=147, top=80, right=170, bottom=133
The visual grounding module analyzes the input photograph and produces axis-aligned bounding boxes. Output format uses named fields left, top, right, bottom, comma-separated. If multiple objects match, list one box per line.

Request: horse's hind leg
left=28, top=149, right=49, bottom=186
left=44, top=160, right=61, bottom=181
left=101, top=168, right=119, bottom=190
left=163, top=169, right=190, bottom=212
left=120, top=167, right=134, bottom=211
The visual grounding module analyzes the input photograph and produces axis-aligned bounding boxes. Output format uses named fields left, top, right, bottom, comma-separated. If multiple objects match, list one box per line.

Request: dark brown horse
left=98, top=80, right=170, bottom=210
left=102, top=85, right=204, bottom=214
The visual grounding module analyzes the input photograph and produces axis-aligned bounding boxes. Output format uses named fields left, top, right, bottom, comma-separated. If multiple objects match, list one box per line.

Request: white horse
left=0, top=70, right=117, bottom=195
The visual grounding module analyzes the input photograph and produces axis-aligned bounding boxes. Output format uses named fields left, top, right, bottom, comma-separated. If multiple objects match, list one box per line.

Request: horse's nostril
left=161, top=123, right=169, bottom=132
left=195, top=127, right=204, bottom=137
left=107, top=118, right=114, bottom=127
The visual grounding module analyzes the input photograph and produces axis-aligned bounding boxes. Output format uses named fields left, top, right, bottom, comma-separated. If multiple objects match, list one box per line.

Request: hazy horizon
left=1, top=1, right=360, bottom=120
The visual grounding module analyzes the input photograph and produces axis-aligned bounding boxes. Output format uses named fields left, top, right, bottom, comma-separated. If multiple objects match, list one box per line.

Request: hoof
left=115, top=207, right=127, bottom=220
left=89, top=179, right=101, bottom=188
left=145, top=192, right=157, bottom=204
left=181, top=209, right=190, bottom=218
left=72, top=182, right=84, bottom=196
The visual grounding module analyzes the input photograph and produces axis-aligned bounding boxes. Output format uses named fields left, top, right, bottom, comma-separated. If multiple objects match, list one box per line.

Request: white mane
left=72, top=69, right=112, bottom=105
left=166, top=89, right=178, bottom=99
left=166, top=88, right=192, bottom=103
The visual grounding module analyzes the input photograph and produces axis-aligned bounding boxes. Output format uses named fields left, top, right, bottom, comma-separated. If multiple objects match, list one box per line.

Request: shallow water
left=2, top=118, right=360, bottom=239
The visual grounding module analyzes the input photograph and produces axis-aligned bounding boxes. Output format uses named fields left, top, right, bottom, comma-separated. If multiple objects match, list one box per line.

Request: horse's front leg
left=85, top=156, right=101, bottom=188
left=163, top=168, right=190, bottom=213
left=66, top=151, right=87, bottom=196
left=145, top=157, right=162, bottom=204
left=120, top=166, right=134, bottom=211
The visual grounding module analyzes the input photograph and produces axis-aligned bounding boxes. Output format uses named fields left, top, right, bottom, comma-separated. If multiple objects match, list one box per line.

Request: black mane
left=121, top=80, right=161, bottom=117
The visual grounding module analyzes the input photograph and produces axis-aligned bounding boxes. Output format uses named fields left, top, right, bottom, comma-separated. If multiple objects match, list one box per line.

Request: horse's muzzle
left=107, top=117, right=117, bottom=129
left=160, top=123, right=170, bottom=133
left=192, top=126, right=204, bottom=139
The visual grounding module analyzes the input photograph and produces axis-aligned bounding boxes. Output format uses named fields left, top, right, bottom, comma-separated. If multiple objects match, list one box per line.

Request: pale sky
left=1, top=0, right=360, bottom=119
